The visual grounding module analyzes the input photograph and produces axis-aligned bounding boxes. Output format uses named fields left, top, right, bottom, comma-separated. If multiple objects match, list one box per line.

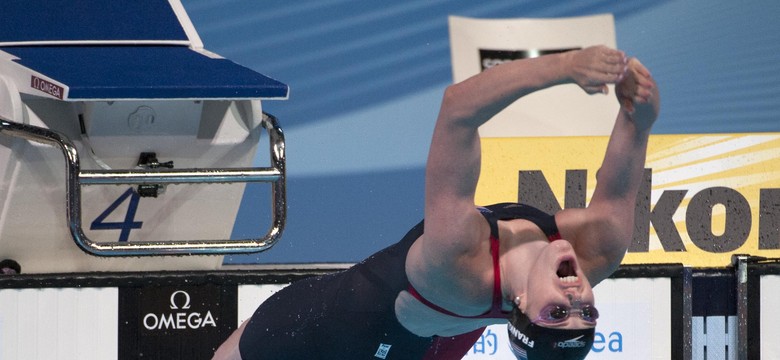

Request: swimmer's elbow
left=439, top=84, right=486, bottom=128
left=589, top=202, right=635, bottom=244
left=585, top=210, right=633, bottom=261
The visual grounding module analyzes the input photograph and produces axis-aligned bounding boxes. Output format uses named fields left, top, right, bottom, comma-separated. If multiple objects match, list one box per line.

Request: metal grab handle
left=0, top=113, right=286, bottom=256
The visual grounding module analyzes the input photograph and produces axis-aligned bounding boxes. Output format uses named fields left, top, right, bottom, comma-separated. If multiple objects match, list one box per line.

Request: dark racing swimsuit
left=238, top=203, right=561, bottom=360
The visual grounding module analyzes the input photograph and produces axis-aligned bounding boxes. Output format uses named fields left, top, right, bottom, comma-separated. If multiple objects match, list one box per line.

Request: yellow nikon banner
left=475, top=133, right=780, bottom=267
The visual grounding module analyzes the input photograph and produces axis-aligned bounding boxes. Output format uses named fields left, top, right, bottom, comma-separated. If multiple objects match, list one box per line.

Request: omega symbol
left=170, top=290, right=191, bottom=310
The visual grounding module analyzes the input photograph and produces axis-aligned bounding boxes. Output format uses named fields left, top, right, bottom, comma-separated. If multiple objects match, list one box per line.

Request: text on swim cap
left=507, top=323, right=535, bottom=348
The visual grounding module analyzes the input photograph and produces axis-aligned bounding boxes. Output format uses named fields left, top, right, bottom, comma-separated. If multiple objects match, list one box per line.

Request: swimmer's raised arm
left=420, top=46, right=627, bottom=259
left=556, top=58, right=660, bottom=285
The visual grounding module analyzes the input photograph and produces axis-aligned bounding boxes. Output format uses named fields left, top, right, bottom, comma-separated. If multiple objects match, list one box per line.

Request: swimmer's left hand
left=616, top=58, right=659, bottom=128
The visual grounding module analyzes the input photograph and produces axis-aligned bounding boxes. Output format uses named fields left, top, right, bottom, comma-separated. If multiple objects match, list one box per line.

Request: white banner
left=761, top=275, right=780, bottom=359
left=0, top=288, right=118, bottom=360
left=448, top=14, right=619, bottom=138
left=237, top=284, right=289, bottom=325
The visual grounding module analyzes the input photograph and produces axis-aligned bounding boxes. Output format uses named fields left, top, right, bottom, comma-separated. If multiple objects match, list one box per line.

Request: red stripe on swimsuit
left=407, top=234, right=507, bottom=319
left=411, top=234, right=507, bottom=359
left=408, top=230, right=561, bottom=318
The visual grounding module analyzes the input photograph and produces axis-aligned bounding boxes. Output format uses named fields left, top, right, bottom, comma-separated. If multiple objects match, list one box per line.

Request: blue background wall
left=178, top=0, right=780, bottom=264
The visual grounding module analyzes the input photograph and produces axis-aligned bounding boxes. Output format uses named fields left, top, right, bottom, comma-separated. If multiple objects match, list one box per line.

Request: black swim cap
left=506, top=306, right=594, bottom=360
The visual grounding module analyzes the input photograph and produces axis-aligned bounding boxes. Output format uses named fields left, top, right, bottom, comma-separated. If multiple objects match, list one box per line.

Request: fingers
left=582, top=71, right=617, bottom=87
left=603, top=51, right=628, bottom=69
left=627, top=58, right=654, bottom=85
left=591, top=45, right=625, bottom=64
left=634, top=83, right=658, bottom=106
left=597, top=52, right=628, bottom=84
left=583, top=84, right=609, bottom=95
left=584, top=58, right=626, bottom=85
left=629, top=58, right=651, bottom=78
left=626, top=58, right=656, bottom=103
left=633, top=82, right=654, bottom=101
left=574, top=46, right=629, bottom=94
left=617, top=57, right=659, bottom=118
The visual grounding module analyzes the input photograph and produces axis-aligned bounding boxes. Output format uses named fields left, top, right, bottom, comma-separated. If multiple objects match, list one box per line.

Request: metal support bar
left=733, top=254, right=750, bottom=360
left=682, top=266, right=693, bottom=360
left=0, top=113, right=286, bottom=256
left=80, top=168, right=281, bottom=185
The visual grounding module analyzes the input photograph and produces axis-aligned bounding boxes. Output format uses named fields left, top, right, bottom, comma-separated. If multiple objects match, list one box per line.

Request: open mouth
left=556, top=258, right=579, bottom=283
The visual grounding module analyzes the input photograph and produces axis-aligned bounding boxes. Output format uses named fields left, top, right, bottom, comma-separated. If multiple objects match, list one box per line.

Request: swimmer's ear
left=513, top=294, right=528, bottom=313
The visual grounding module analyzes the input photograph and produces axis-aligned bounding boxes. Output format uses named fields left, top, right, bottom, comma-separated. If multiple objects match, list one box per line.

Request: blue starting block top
left=0, top=0, right=289, bottom=101
left=1, top=46, right=289, bottom=100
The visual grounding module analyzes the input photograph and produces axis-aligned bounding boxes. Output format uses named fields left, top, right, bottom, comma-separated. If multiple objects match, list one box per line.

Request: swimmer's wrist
left=540, top=50, right=576, bottom=88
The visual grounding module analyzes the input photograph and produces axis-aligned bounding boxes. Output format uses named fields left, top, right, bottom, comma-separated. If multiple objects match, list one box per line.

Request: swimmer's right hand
left=566, top=45, right=628, bottom=95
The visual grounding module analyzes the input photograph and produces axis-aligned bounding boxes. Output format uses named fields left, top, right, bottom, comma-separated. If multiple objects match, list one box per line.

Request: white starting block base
left=0, top=97, right=269, bottom=273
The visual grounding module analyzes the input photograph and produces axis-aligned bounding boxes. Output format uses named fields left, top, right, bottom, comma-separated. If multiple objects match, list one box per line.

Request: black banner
left=479, top=47, right=580, bottom=71
left=118, top=284, right=237, bottom=360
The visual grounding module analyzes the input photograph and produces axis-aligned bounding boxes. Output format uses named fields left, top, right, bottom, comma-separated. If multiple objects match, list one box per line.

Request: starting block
left=0, top=0, right=288, bottom=273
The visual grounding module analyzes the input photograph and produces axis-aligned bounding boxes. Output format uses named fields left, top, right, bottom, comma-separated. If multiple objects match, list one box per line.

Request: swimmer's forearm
left=592, top=109, right=652, bottom=208
left=437, top=53, right=572, bottom=128
left=560, top=109, right=654, bottom=283
left=592, top=58, right=659, bottom=208
left=586, top=59, right=659, bottom=262
left=436, top=46, right=625, bottom=129
left=557, top=59, right=659, bottom=282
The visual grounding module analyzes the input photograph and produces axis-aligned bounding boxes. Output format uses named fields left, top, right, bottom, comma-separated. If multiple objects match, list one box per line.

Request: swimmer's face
left=522, top=239, right=597, bottom=329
